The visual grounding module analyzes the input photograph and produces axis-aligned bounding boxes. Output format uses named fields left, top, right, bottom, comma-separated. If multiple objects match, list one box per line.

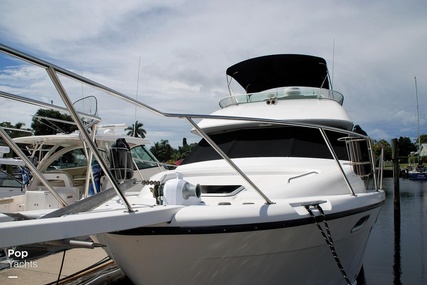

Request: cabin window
left=182, top=126, right=348, bottom=164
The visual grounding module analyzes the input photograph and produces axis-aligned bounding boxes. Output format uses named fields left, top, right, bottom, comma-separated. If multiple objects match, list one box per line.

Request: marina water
left=363, top=178, right=427, bottom=284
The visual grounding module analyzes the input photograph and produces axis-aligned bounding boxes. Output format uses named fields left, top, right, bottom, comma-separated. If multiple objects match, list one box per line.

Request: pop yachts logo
left=7, top=249, right=37, bottom=268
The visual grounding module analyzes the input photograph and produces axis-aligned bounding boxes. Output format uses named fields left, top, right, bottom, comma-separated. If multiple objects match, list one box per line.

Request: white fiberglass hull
left=94, top=194, right=384, bottom=285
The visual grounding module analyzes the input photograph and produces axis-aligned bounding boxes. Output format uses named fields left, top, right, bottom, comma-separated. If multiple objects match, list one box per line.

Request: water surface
left=363, top=178, right=427, bottom=284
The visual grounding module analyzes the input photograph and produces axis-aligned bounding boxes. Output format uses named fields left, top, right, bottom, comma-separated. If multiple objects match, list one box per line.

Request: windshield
left=0, top=170, right=22, bottom=188
left=131, top=145, right=160, bottom=169
left=47, top=148, right=88, bottom=171
left=219, top=87, right=344, bottom=108
left=183, top=126, right=349, bottom=164
left=44, top=144, right=159, bottom=172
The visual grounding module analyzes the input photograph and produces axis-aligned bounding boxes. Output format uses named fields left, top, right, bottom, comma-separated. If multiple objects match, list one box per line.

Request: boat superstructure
left=0, top=46, right=385, bottom=285
left=0, top=126, right=164, bottom=216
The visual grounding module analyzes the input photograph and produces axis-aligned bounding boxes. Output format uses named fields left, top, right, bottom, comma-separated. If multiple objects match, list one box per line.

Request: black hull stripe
left=112, top=201, right=384, bottom=236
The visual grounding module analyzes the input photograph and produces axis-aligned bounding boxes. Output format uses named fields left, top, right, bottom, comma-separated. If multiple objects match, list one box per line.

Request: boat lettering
left=7, top=249, right=28, bottom=259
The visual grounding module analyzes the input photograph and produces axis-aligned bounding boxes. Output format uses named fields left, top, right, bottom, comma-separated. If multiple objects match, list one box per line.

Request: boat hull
left=408, top=171, right=427, bottom=180
left=95, top=200, right=383, bottom=285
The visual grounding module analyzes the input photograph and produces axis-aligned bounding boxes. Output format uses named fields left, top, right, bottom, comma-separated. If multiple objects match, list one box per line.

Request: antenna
left=81, top=62, right=84, bottom=98
left=134, top=56, right=141, bottom=137
left=331, top=39, right=335, bottom=86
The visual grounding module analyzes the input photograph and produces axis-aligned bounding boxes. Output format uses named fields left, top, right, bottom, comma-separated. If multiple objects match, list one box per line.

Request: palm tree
left=126, top=120, right=146, bottom=138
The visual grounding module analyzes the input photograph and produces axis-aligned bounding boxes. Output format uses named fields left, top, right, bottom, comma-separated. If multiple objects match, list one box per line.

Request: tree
left=171, top=138, right=196, bottom=162
left=418, top=134, right=427, bottom=145
left=397, top=136, right=416, bottom=158
left=0, top=121, right=32, bottom=138
left=31, top=109, right=77, bottom=135
left=372, top=139, right=392, bottom=161
left=125, top=120, right=146, bottom=138
left=150, top=140, right=174, bottom=163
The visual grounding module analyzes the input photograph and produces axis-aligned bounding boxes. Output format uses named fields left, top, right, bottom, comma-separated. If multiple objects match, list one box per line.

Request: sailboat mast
left=415, top=76, right=421, bottom=162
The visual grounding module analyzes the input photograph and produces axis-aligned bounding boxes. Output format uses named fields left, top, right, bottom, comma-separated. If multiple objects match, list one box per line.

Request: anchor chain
left=140, top=180, right=161, bottom=186
left=139, top=180, right=163, bottom=204
left=305, top=204, right=352, bottom=285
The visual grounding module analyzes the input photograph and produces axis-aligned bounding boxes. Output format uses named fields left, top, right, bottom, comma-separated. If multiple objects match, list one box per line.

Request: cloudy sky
left=0, top=0, right=426, bottom=147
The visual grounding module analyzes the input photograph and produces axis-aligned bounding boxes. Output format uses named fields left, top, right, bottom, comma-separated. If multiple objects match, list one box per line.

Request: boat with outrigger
left=0, top=45, right=385, bottom=285
left=0, top=122, right=166, bottom=219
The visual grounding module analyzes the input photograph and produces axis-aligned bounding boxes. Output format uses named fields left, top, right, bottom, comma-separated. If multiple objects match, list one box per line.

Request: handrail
left=0, top=90, right=101, bottom=123
left=287, top=171, right=319, bottom=183
left=368, top=139, right=379, bottom=191
left=319, top=128, right=356, bottom=196
left=46, top=66, right=135, bottom=212
left=378, top=148, right=384, bottom=190
left=0, top=127, right=68, bottom=207
left=0, top=43, right=381, bottom=205
left=219, top=87, right=344, bottom=108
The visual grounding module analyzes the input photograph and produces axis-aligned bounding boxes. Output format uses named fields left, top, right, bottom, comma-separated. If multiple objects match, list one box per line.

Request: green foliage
left=171, top=138, right=196, bottom=162
left=150, top=138, right=196, bottom=163
left=0, top=121, right=32, bottom=138
left=408, top=154, right=418, bottom=164
left=31, top=109, right=77, bottom=135
left=414, top=134, right=427, bottom=152
left=150, top=140, right=175, bottom=163
left=397, top=136, right=416, bottom=158
left=372, top=139, right=392, bottom=161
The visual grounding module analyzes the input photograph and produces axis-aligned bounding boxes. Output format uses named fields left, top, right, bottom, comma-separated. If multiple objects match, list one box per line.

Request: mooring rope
left=55, top=250, right=67, bottom=285
left=305, top=204, right=352, bottom=285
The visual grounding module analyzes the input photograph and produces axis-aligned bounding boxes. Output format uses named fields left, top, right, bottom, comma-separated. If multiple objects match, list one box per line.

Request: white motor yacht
left=0, top=46, right=385, bottom=285
left=90, top=55, right=385, bottom=285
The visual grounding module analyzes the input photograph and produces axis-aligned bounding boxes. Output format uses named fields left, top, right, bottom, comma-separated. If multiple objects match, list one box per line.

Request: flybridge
left=226, top=54, right=331, bottom=93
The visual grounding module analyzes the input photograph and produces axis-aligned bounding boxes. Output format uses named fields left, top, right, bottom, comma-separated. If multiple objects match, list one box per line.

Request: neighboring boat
left=407, top=77, right=427, bottom=180
left=0, top=46, right=385, bottom=285
left=0, top=125, right=166, bottom=217
left=407, top=145, right=427, bottom=178
left=407, top=167, right=427, bottom=180
left=0, top=156, right=26, bottom=198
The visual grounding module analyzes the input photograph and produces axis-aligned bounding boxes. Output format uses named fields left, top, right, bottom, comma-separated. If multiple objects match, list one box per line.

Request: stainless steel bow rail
left=0, top=44, right=383, bottom=209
